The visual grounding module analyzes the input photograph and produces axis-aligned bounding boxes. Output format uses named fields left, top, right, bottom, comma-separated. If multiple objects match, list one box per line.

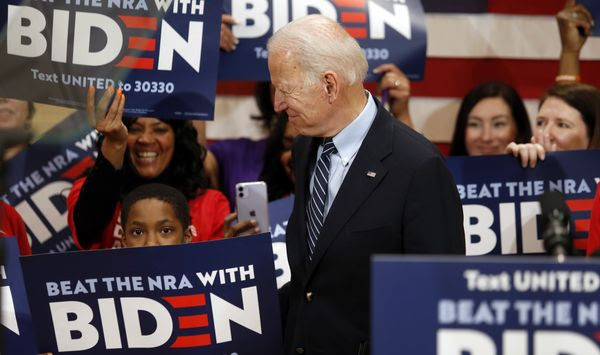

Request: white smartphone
left=235, top=181, right=270, bottom=235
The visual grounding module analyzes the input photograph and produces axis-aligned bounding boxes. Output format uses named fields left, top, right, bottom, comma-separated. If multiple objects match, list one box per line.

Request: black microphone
left=539, top=191, right=572, bottom=260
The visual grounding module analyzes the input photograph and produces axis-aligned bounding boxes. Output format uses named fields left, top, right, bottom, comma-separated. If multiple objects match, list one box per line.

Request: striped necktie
left=306, top=138, right=337, bottom=259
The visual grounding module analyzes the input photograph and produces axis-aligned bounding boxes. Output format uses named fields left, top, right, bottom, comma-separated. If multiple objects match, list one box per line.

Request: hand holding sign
left=87, top=85, right=127, bottom=170
left=505, top=136, right=547, bottom=168
left=220, top=15, right=239, bottom=52
left=373, top=63, right=412, bottom=127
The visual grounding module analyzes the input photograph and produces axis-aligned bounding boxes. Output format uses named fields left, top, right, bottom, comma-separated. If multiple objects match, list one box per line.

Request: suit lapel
left=288, top=136, right=320, bottom=280
left=304, top=104, right=394, bottom=285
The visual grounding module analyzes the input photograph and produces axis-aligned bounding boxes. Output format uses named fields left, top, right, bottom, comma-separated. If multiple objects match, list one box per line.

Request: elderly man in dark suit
left=267, top=14, right=465, bottom=355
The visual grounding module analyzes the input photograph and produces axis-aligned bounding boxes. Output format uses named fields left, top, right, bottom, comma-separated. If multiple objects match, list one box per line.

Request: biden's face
left=268, top=51, right=331, bottom=137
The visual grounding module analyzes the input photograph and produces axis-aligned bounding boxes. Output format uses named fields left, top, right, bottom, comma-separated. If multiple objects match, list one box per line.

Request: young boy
left=120, top=183, right=193, bottom=247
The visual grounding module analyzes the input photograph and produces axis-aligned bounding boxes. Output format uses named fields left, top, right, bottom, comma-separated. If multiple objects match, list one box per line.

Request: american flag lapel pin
left=366, top=171, right=376, bottom=178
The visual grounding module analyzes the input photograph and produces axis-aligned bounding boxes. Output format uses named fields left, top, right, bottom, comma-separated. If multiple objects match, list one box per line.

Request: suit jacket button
left=295, top=347, right=305, bottom=354
left=305, top=291, right=313, bottom=302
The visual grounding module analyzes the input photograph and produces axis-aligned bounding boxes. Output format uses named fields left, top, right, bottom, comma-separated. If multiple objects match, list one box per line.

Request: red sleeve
left=189, top=189, right=230, bottom=242
left=67, top=178, right=87, bottom=250
left=586, top=181, right=600, bottom=256
left=0, top=202, right=31, bottom=256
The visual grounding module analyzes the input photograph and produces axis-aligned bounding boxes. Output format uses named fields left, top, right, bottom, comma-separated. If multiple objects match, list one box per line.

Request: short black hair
left=121, top=183, right=191, bottom=228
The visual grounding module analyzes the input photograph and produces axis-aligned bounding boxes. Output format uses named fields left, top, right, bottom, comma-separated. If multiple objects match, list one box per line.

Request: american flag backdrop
left=207, top=0, right=600, bottom=144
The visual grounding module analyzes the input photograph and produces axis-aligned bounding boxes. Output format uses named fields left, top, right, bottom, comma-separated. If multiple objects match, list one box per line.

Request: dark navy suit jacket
left=281, top=99, right=465, bottom=355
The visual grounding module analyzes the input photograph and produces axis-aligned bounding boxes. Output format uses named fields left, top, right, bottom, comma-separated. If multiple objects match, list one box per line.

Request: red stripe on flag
left=61, top=156, right=95, bottom=180
left=171, top=334, right=211, bottom=348
left=178, top=314, right=209, bottom=329
left=163, top=294, right=206, bottom=308
left=575, top=219, right=590, bottom=232
left=128, top=37, right=156, bottom=51
left=344, top=27, right=367, bottom=39
left=119, top=16, right=157, bottom=30
left=334, top=0, right=365, bottom=7
left=115, top=56, right=154, bottom=70
left=573, top=238, right=587, bottom=250
left=411, top=58, right=600, bottom=99
left=566, top=199, right=594, bottom=212
left=487, top=0, right=564, bottom=16
left=214, top=59, right=600, bottom=99
left=341, top=12, right=367, bottom=23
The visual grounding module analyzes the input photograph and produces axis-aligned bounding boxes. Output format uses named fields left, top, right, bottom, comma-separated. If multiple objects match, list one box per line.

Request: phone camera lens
left=238, top=192, right=244, bottom=198
left=238, top=186, right=244, bottom=192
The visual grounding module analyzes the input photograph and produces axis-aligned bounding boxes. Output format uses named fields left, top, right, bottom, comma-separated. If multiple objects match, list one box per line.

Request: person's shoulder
left=387, top=116, right=442, bottom=161
left=190, top=189, right=229, bottom=206
left=0, top=202, right=21, bottom=220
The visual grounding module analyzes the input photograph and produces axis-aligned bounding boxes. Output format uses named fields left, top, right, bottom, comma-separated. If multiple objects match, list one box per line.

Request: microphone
left=539, top=191, right=572, bottom=261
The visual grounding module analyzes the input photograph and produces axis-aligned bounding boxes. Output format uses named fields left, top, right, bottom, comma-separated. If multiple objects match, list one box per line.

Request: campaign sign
left=20, top=233, right=282, bottom=354
left=447, top=150, right=600, bottom=256
left=219, top=0, right=427, bottom=81
left=579, top=0, right=600, bottom=36
left=0, top=237, right=37, bottom=354
left=372, top=256, right=600, bottom=355
left=0, top=0, right=222, bottom=120
left=268, top=195, right=293, bottom=289
left=2, top=112, right=97, bottom=254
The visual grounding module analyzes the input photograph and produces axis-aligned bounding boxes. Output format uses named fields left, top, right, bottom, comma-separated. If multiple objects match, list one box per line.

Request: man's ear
left=183, top=226, right=193, bottom=244
left=323, top=71, right=339, bottom=104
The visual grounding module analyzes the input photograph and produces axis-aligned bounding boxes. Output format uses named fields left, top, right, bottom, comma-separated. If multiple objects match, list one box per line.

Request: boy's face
left=123, top=198, right=192, bottom=247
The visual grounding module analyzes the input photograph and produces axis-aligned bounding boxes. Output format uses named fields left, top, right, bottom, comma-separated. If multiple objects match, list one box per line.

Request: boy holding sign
left=120, top=183, right=193, bottom=247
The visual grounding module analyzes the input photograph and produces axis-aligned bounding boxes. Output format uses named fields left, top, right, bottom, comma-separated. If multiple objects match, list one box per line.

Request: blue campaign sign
left=0, top=237, right=37, bottom=354
left=372, top=256, right=600, bottom=355
left=219, top=0, right=427, bottom=81
left=0, top=0, right=222, bottom=120
left=268, top=195, right=294, bottom=288
left=447, top=150, right=600, bottom=256
left=579, top=0, right=600, bottom=36
left=2, top=112, right=97, bottom=254
left=20, top=233, right=282, bottom=354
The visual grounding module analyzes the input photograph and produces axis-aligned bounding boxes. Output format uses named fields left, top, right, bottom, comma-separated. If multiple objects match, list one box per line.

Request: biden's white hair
left=267, top=15, right=368, bottom=87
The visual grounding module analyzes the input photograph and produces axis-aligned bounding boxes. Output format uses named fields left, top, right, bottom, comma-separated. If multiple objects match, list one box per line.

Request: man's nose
left=273, top=90, right=288, bottom=113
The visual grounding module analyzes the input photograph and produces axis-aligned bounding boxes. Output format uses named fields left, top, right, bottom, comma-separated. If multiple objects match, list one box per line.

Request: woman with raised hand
left=505, top=82, right=600, bottom=167
left=67, top=86, right=230, bottom=249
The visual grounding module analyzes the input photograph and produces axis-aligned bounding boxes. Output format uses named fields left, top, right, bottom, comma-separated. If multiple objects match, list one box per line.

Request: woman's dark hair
left=116, top=117, right=209, bottom=200
left=259, top=113, right=294, bottom=201
left=450, top=81, right=532, bottom=156
left=121, top=183, right=191, bottom=228
left=251, top=81, right=276, bottom=128
left=540, top=82, right=600, bottom=149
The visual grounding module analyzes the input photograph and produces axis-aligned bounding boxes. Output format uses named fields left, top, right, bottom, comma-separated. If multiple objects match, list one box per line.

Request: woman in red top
left=67, top=87, right=229, bottom=249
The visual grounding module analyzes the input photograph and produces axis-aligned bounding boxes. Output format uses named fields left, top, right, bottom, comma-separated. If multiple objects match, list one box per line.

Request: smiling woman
left=506, top=82, right=600, bottom=168
left=66, top=86, right=230, bottom=250
left=450, top=81, right=532, bottom=157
